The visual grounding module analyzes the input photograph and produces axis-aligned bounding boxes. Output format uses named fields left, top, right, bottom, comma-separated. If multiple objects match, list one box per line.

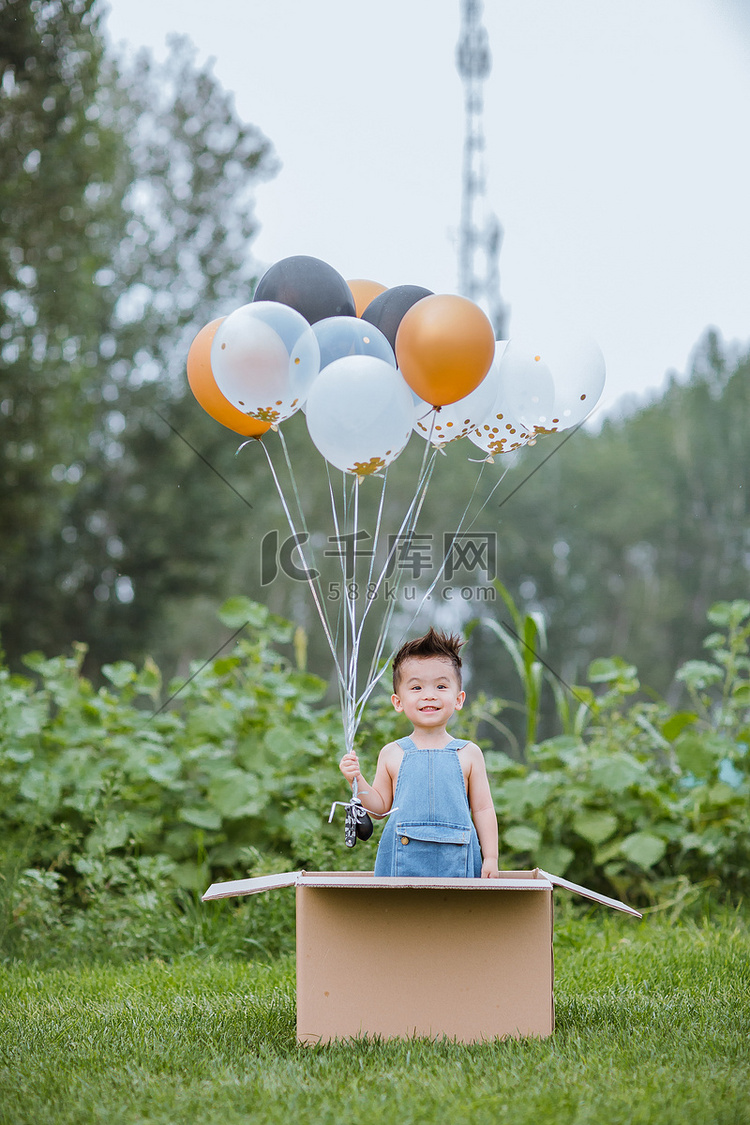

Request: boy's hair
left=392, top=627, right=464, bottom=693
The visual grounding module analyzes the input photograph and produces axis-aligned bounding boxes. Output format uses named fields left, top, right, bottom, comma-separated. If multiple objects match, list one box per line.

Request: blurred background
left=2, top=0, right=749, bottom=742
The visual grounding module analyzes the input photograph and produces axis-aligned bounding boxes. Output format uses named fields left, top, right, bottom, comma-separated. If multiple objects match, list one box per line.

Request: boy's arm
left=465, top=743, right=500, bottom=878
left=339, top=745, right=397, bottom=817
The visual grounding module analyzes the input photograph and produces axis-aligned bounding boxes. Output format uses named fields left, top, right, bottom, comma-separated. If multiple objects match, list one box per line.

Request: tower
left=456, top=0, right=508, bottom=338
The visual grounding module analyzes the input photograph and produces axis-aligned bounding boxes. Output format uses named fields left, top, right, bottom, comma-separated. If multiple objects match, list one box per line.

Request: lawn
left=1, top=904, right=749, bottom=1125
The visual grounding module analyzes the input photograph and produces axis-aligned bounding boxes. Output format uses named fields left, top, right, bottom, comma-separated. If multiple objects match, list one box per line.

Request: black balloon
left=360, top=284, right=434, bottom=351
left=253, top=255, right=356, bottom=324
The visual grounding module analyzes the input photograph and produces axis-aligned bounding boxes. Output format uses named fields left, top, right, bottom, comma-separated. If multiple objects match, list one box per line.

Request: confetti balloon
left=413, top=367, right=497, bottom=447
left=186, top=318, right=271, bottom=437
left=491, top=338, right=556, bottom=432
left=305, top=355, right=415, bottom=477
left=211, top=301, right=320, bottom=425
left=469, top=342, right=531, bottom=457
left=535, top=336, right=606, bottom=432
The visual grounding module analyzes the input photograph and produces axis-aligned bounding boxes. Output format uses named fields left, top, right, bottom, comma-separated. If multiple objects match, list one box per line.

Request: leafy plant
left=490, top=600, right=750, bottom=901
left=481, top=578, right=548, bottom=747
left=2, top=596, right=750, bottom=962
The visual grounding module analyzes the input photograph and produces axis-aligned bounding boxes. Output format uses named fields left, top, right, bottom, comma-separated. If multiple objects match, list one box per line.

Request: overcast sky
left=104, top=0, right=750, bottom=416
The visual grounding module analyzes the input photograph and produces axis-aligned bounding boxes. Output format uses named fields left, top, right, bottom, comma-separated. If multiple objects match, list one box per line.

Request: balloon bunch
left=187, top=254, right=606, bottom=475
left=185, top=254, right=606, bottom=760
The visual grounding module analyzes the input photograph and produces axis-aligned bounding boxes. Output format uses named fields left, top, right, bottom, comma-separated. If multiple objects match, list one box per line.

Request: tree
left=0, top=1, right=277, bottom=669
left=1, top=0, right=129, bottom=656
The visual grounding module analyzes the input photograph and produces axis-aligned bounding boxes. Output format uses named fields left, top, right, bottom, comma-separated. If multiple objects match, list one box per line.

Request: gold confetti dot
left=350, top=455, right=387, bottom=477
left=255, top=406, right=281, bottom=424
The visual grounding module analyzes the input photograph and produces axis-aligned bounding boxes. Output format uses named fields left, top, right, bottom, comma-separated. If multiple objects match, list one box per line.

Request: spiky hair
left=392, top=627, right=464, bottom=693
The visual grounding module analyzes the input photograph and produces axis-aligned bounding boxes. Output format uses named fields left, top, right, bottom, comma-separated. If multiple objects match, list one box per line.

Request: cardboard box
left=202, top=869, right=641, bottom=1043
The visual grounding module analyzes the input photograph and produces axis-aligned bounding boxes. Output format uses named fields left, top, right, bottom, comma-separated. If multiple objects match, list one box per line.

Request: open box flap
left=202, top=871, right=298, bottom=901
left=202, top=868, right=641, bottom=918
left=537, top=869, right=642, bottom=918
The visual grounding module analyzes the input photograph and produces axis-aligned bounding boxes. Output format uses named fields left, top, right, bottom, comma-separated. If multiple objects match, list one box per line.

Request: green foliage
left=0, top=601, right=348, bottom=882
left=2, top=597, right=750, bottom=962
left=0, top=2, right=277, bottom=670
left=0, top=0, right=133, bottom=658
left=481, top=578, right=547, bottom=747
left=0, top=589, right=509, bottom=961
left=0, top=600, right=346, bottom=960
left=675, top=598, right=750, bottom=738
left=491, top=599, right=750, bottom=902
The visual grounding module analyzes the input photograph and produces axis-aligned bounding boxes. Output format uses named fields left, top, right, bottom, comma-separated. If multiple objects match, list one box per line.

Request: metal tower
left=456, top=0, right=508, bottom=338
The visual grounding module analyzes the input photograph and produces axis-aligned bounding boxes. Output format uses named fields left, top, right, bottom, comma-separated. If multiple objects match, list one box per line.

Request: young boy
left=339, top=627, right=500, bottom=878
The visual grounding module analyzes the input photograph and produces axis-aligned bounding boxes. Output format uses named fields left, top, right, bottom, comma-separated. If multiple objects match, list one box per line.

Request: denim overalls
left=374, top=736, right=482, bottom=877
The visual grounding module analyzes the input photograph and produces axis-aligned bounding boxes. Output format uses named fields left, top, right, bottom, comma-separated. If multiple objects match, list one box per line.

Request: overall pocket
left=394, top=823, right=471, bottom=878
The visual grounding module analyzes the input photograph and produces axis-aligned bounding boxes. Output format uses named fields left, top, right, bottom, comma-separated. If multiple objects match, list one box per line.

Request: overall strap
left=445, top=737, right=468, bottom=749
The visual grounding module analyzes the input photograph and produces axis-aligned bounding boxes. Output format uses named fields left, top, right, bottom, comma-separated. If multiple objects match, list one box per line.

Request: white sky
left=104, top=0, right=750, bottom=415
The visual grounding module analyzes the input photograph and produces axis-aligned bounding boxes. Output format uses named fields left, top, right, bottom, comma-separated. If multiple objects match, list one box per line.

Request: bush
left=489, top=600, right=750, bottom=902
left=0, top=599, right=353, bottom=960
left=1, top=596, right=748, bottom=961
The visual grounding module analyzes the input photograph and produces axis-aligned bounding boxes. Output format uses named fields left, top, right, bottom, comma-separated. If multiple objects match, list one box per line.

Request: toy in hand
left=329, top=777, right=375, bottom=848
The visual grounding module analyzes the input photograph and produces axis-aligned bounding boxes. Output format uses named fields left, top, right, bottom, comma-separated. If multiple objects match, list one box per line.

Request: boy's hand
left=339, top=751, right=360, bottom=785
left=481, top=858, right=500, bottom=879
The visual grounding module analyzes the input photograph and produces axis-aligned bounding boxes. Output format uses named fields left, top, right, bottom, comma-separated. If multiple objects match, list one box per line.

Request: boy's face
left=391, top=655, right=465, bottom=729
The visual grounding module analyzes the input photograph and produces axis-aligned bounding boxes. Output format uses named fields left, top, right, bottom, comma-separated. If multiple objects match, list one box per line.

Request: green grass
left=1, top=906, right=749, bottom=1125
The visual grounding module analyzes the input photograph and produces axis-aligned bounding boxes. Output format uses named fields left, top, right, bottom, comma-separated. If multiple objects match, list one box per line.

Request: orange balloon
left=347, top=278, right=388, bottom=318
left=395, top=294, right=496, bottom=406
left=187, top=318, right=271, bottom=437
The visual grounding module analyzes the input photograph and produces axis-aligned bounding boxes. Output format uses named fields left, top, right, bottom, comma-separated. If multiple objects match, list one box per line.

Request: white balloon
left=538, top=336, right=606, bottom=432
left=469, top=418, right=530, bottom=458
left=211, top=301, right=319, bottom=425
left=306, top=355, right=415, bottom=477
left=312, top=316, right=396, bottom=370
left=412, top=365, right=498, bottom=446
left=493, top=338, right=556, bottom=431
left=469, top=341, right=531, bottom=457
